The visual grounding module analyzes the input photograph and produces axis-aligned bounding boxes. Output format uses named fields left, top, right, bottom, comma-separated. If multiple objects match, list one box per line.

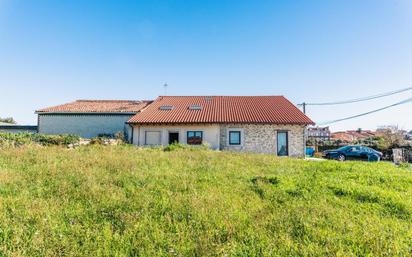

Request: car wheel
left=368, top=154, right=380, bottom=162
left=338, top=154, right=346, bottom=161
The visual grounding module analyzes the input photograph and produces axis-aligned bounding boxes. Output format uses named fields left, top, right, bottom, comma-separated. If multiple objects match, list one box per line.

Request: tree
left=0, top=117, right=17, bottom=124
left=378, top=129, right=406, bottom=150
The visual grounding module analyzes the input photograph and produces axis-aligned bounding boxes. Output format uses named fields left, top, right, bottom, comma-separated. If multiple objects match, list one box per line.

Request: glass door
left=277, top=131, right=288, bottom=156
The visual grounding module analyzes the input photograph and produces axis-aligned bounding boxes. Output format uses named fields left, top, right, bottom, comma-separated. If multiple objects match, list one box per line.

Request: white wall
left=132, top=124, right=220, bottom=149
left=38, top=114, right=133, bottom=138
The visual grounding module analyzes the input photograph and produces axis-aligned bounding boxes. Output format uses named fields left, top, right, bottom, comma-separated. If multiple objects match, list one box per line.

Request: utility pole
left=302, top=102, right=306, bottom=114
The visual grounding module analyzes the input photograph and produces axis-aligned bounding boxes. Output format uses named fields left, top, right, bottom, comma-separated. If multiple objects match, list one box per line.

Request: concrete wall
left=38, top=114, right=133, bottom=138
left=132, top=123, right=306, bottom=157
left=220, top=124, right=306, bottom=157
left=132, top=124, right=220, bottom=149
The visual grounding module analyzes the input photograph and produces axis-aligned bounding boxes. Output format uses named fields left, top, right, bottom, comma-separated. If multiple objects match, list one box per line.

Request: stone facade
left=220, top=124, right=306, bottom=157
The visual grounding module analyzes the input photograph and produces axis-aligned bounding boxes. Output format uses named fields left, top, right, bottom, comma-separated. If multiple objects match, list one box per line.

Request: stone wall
left=220, top=124, right=306, bottom=157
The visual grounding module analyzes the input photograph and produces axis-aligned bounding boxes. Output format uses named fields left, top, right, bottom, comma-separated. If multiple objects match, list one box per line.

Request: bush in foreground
left=0, top=146, right=411, bottom=256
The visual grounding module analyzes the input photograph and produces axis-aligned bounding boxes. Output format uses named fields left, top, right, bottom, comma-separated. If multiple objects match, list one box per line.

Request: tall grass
left=0, top=133, right=79, bottom=147
left=0, top=145, right=411, bottom=256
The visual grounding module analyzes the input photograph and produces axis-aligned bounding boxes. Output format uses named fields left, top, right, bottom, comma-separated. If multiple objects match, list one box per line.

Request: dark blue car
left=323, top=145, right=382, bottom=162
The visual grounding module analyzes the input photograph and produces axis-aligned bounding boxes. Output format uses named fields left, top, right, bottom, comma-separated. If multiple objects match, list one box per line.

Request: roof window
left=188, top=105, right=202, bottom=110
left=159, top=105, right=174, bottom=110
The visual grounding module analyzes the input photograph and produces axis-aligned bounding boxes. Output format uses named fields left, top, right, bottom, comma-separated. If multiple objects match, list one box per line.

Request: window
left=145, top=131, right=161, bottom=145
left=229, top=131, right=241, bottom=145
left=188, top=105, right=202, bottom=110
left=349, top=146, right=361, bottom=152
left=277, top=131, right=288, bottom=156
left=159, top=105, right=174, bottom=110
left=187, top=131, right=203, bottom=145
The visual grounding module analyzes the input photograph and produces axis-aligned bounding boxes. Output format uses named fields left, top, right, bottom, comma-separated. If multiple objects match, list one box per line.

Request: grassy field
left=0, top=146, right=411, bottom=256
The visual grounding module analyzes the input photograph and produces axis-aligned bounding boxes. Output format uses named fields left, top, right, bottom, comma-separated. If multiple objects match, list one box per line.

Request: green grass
left=0, top=146, right=411, bottom=256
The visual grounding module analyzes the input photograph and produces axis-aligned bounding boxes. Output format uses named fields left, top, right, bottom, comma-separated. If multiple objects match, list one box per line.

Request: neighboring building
left=307, top=126, right=331, bottom=141
left=127, top=96, right=314, bottom=157
left=36, top=100, right=151, bottom=138
left=377, top=125, right=399, bottom=133
left=0, top=122, right=37, bottom=133
left=331, top=129, right=376, bottom=143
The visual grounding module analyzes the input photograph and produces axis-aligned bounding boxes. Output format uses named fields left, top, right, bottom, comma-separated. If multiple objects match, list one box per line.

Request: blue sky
left=1, top=0, right=411, bottom=131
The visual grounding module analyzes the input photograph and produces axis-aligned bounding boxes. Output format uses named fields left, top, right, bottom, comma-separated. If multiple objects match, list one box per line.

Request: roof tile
left=128, top=96, right=314, bottom=125
left=36, top=100, right=152, bottom=113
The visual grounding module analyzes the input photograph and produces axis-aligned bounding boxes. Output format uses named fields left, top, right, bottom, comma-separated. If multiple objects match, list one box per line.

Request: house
left=0, top=123, right=38, bottom=134
left=36, top=100, right=151, bottom=138
left=331, top=129, right=376, bottom=143
left=307, top=126, right=331, bottom=141
left=127, top=96, right=314, bottom=157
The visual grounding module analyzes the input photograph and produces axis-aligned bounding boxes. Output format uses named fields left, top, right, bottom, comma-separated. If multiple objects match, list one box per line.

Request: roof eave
left=127, top=121, right=314, bottom=126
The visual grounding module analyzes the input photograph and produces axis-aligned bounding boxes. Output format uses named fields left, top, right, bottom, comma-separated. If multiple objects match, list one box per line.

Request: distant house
left=307, top=126, right=331, bottom=141
left=36, top=100, right=151, bottom=138
left=0, top=122, right=37, bottom=134
left=331, top=129, right=376, bottom=143
left=127, top=96, right=314, bottom=157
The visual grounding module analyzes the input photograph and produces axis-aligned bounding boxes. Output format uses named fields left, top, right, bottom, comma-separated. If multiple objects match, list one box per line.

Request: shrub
left=163, top=143, right=187, bottom=151
left=163, top=143, right=210, bottom=152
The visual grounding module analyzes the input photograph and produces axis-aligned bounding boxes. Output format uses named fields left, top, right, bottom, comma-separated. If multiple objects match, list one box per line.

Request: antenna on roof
left=163, top=83, right=168, bottom=96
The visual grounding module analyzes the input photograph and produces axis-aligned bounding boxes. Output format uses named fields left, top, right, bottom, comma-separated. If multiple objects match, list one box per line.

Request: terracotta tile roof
left=36, top=100, right=152, bottom=114
left=128, top=96, right=314, bottom=125
left=331, top=130, right=377, bottom=142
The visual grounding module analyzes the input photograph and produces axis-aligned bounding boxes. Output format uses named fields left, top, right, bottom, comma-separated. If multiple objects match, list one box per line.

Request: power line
left=299, top=86, right=412, bottom=106
left=317, top=97, right=412, bottom=125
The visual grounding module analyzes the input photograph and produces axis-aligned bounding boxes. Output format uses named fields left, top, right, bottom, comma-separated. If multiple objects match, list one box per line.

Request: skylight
left=159, top=105, right=174, bottom=110
left=188, top=105, right=202, bottom=110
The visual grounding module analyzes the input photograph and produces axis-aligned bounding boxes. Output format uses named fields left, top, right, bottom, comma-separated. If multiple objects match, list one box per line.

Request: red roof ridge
left=157, top=95, right=284, bottom=97
left=76, top=99, right=144, bottom=103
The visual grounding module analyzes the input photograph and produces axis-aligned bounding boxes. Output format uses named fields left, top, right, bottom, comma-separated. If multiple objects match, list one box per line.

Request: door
left=346, top=146, right=362, bottom=160
left=359, top=147, right=370, bottom=161
left=277, top=131, right=288, bottom=156
left=168, top=132, right=179, bottom=144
